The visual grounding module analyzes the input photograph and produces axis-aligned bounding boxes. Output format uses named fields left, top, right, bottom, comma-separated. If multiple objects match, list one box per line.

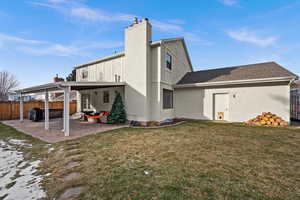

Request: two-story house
left=74, top=18, right=297, bottom=123
left=74, top=18, right=193, bottom=122
left=18, top=18, right=298, bottom=134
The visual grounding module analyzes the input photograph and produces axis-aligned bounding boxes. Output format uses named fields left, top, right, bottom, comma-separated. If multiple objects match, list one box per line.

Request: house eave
left=17, top=82, right=126, bottom=94
left=174, top=76, right=297, bottom=88
left=74, top=52, right=125, bottom=69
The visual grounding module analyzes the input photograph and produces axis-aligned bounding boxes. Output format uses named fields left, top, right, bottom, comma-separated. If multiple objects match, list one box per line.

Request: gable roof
left=177, top=62, right=298, bottom=86
left=74, top=37, right=193, bottom=71
left=294, top=80, right=300, bottom=88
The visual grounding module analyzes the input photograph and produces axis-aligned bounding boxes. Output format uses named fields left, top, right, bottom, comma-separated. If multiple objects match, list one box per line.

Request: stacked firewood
left=246, top=112, right=288, bottom=126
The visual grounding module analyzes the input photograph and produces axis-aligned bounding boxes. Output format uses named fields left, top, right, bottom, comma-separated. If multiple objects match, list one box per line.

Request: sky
left=0, top=0, right=300, bottom=88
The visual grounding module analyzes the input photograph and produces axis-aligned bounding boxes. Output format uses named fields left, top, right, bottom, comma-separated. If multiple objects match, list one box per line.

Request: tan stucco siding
left=161, top=40, right=192, bottom=85
left=76, top=56, right=125, bottom=82
left=175, top=83, right=291, bottom=122
left=77, top=87, right=124, bottom=113
left=147, top=40, right=192, bottom=122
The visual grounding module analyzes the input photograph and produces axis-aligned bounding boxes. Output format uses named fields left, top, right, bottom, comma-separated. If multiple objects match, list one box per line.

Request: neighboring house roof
left=177, top=62, right=298, bottom=86
left=74, top=37, right=193, bottom=71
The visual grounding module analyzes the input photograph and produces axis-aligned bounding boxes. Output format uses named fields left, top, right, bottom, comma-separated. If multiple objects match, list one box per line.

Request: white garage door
left=213, top=93, right=229, bottom=121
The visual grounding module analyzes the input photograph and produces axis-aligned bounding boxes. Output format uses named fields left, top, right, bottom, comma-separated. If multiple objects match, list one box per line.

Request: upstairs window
left=103, top=91, right=110, bottom=103
left=166, top=53, right=172, bottom=70
left=82, top=70, right=88, bottom=79
left=115, top=74, right=121, bottom=82
left=163, top=89, right=173, bottom=109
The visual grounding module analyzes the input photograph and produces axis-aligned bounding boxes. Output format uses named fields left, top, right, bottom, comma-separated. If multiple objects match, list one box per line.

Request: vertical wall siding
left=76, top=56, right=125, bottom=82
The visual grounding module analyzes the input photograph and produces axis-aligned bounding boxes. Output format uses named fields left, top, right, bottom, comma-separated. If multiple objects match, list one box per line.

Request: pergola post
left=45, top=90, right=49, bottom=130
left=19, top=93, right=24, bottom=122
left=63, top=86, right=70, bottom=136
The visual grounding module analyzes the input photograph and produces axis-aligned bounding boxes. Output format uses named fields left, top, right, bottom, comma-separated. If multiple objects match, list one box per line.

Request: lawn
left=1, top=121, right=300, bottom=200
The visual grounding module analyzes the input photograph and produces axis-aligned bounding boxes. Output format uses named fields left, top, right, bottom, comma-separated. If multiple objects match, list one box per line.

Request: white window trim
left=103, top=90, right=110, bottom=104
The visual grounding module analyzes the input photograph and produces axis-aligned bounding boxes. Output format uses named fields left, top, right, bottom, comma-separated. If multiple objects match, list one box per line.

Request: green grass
left=1, top=121, right=300, bottom=199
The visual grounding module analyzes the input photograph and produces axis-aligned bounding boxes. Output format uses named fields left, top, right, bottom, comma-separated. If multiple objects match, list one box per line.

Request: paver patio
left=2, top=119, right=128, bottom=143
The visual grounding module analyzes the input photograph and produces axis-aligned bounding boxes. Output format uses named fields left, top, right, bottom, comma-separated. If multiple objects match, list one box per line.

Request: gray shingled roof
left=177, top=62, right=298, bottom=85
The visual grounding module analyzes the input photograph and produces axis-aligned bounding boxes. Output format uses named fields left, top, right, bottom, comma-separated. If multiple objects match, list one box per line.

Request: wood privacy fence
left=0, top=101, right=77, bottom=120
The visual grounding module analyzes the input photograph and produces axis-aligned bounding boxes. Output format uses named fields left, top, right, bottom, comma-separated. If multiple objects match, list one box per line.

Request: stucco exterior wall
left=175, top=83, right=291, bottom=122
left=149, top=40, right=192, bottom=121
left=76, top=56, right=125, bottom=82
left=124, top=19, right=152, bottom=122
left=77, top=87, right=124, bottom=113
left=161, top=40, right=192, bottom=85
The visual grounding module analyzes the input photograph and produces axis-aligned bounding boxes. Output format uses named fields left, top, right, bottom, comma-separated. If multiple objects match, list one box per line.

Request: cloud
left=167, top=19, right=185, bottom=25
left=226, top=28, right=278, bottom=47
left=17, top=40, right=123, bottom=57
left=0, top=32, right=122, bottom=57
left=219, top=0, right=238, bottom=6
left=152, top=20, right=183, bottom=32
left=30, top=0, right=186, bottom=32
left=0, top=33, right=44, bottom=44
left=17, top=44, right=80, bottom=57
left=29, top=0, right=210, bottom=45
left=69, top=7, right=134, bottom=23
left=183, top=32, right=213, bottom=45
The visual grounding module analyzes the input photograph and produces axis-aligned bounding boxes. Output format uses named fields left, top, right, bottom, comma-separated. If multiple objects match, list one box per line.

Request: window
left=82, top=70, right=88, bottom=79
left=103, top=91, right=110, bottom=103
left=81, top=94, right=90, bottom=110
left=163, top=89, right=173, bottom=109
left=115, top=74, right=121, bottom=82
left=166, top=53, right=172, bottom=70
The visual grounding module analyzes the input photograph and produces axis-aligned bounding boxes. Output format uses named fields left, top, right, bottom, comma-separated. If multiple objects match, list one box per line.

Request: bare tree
left=0, top=71, right=19, bottom=101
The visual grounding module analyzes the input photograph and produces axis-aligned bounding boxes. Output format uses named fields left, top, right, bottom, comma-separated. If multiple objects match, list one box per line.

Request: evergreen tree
left=107, top=92, right=127, bottom=124
left=66, top=69, right=76, bottom=81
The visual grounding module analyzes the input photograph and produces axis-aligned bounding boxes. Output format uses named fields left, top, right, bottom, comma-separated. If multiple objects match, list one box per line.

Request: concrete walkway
left=2, top=119, right=128, bottom=143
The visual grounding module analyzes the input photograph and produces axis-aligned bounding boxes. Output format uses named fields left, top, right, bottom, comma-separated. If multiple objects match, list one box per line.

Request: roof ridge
left=190, top=62, right=276, bottom=73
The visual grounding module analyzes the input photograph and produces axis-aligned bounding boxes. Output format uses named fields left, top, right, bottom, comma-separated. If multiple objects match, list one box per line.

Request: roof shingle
left=177, top=62, right=297, bottom=85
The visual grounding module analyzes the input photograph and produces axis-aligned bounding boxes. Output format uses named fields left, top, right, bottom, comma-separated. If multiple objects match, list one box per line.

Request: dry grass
left=1, top=121, right=300, bottom=199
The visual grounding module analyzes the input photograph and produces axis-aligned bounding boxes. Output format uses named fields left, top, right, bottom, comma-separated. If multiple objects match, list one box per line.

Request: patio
left=2, top=119, right=128, bottom=143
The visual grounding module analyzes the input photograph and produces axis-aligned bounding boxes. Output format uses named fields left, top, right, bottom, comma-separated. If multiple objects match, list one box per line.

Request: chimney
left=54, top=74, right=65, bottom=83
left=124, top=18, right=152, bottom=121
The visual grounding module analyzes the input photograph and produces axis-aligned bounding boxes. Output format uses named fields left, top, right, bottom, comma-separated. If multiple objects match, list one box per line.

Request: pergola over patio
left=16, top=82, right=126, bottom=136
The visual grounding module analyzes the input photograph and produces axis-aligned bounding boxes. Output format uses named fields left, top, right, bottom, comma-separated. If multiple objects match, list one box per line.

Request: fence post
left=20, top=94, right=24, bottom=122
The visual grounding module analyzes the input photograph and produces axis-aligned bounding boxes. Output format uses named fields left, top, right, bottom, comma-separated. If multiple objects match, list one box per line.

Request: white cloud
left=17, top=44, right=81, bottom=57
left=17, top=40, right=123, bottom=57
left=167, top=19, right=185, bottom=25
left=227, top=28, right=278, bottom=47
left=30, top=0, right=185, bottom=32
left=183, top=32, right=213, bottom=45
left=152, top=20, right=183, bottom=32
left=0, top=32, right=122, bottom=57
left=219, top=0, right=238, bottom=6
left=29, top=0, right=210, bottom=45
left=0, top=33, right=44, bottom=44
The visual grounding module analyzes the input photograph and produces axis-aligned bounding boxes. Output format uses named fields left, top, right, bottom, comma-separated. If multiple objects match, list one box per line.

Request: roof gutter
left=174, top=76, right=297, bottom=88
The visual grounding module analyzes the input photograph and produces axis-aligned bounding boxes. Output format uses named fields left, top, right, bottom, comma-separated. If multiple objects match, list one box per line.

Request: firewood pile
left=246, top=112, right=288, bottom=127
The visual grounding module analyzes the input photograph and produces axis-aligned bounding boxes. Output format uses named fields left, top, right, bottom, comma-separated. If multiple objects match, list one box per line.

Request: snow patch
left=8, top=139, right=32, bottom=148
left=0, top=140, right=46, bottom=200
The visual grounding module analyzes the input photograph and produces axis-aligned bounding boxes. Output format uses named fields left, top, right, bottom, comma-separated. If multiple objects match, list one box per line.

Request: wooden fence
left=0, top=101, right=77, bottom=120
